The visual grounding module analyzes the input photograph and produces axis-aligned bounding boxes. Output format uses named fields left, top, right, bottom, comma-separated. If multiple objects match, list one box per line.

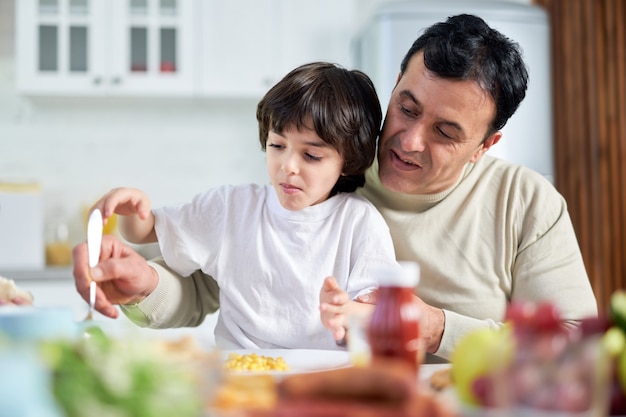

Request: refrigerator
left=353, top=0, right=554, bottom=182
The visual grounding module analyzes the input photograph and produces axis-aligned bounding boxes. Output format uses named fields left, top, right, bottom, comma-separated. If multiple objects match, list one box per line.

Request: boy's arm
left=119, top=211, right=157, bottom=244
left=93, top=187, right=157, bottom=244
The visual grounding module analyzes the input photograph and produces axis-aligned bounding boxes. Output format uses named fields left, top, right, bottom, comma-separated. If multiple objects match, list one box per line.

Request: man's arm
left=121, top=257, right=220, bottom=328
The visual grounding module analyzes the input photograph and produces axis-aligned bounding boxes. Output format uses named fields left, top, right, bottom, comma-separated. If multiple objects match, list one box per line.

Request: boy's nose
left=282, top=153, right=299, bottom=174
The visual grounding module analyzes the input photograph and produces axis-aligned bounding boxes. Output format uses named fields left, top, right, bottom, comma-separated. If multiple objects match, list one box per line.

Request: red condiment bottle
left=367, top=261, right=422, bottom=369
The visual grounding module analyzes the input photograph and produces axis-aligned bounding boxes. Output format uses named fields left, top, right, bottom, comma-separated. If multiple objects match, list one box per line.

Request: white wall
left=0, top=0, right=532, bottom=248
left=1, top=1, right=268, bottom=247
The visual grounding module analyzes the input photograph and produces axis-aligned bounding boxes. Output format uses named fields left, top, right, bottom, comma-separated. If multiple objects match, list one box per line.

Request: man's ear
left=470, top=131, right=502, bottom=163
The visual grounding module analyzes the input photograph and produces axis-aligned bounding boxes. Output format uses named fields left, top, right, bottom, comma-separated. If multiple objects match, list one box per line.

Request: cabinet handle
left=111, top=77, right=122, bottom=85
left=93, top=77, right=102, bottom=85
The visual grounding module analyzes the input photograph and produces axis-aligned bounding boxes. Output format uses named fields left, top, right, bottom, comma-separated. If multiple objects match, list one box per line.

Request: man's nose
left=401, top=120, right=427, bottom=152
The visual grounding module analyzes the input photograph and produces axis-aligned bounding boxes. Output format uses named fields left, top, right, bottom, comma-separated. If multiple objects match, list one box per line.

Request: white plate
left=221, top=348, right=352, bottom=375
left=419, top=363, right=451, bottom=384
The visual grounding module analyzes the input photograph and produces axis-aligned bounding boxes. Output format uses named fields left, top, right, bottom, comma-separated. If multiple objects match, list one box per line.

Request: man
left=73, top=14, right=597, bottom=361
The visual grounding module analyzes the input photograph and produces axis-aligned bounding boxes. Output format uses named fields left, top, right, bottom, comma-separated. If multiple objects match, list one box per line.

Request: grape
left=505, top=300, right=537, bottom=331
left=610, top=379, right=626, bottom=415
left=533, top=302, right=562, bottom=332
left=579, top=314, right=613, bottom=337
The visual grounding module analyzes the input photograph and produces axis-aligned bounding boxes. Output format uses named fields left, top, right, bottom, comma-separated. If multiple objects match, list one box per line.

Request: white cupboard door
left=109, top=0, right=197, bottom=96
left=16, top=0, right=198, bottom=96
left=275, top=0, right=355, bottom=76
left=16, top=0, right=109, bottom=95
left=200, top=0, right=277, bottom=98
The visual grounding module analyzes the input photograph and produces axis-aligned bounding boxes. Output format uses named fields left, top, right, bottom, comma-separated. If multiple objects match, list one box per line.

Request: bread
left=0, top=276, right=34, bottom=304
left=429, top=367, right=453, bottom=391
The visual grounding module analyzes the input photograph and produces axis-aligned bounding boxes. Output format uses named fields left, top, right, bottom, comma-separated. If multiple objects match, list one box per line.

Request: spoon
left=85, top=208, right=103, bottom=320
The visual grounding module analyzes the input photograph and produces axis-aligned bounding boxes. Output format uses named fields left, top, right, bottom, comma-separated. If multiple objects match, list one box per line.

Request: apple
left=450, top=327, right=513, bottom=406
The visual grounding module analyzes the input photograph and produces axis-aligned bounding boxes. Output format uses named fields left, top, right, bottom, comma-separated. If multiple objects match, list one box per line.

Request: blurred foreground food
left=213, top=357, right=455, bottom=417
left=44, top=328, right=213, bottom=417
left=0, top=275, right=34, bottom=305
left=451, top=300, right=612, bottom=415
left=224, top=352, right=289, bottom=372
left=0, top=324, right=222, bottom=417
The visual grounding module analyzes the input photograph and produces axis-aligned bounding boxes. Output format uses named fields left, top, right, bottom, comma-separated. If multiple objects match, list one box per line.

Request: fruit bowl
left=451, top=301, right=612, bottom=416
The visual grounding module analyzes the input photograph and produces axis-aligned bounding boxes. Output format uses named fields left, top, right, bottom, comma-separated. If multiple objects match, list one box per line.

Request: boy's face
left=377, top=52, right=502, bottom=195
left=266, top=125, right=343, bottom=211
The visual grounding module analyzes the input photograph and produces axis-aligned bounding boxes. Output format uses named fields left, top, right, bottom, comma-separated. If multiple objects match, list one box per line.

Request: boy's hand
left=319, top=276, right=350, bottom=341
left=91, top=187, right=152, bottom=223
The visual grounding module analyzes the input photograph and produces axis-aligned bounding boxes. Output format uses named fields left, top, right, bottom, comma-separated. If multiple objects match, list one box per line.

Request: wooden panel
left=534, top=0, right=626, bottom=312
left=617, top=0, right=626, bottom=305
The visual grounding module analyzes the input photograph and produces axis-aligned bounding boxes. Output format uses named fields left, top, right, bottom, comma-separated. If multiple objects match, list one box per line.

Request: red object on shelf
left=160, top=61, right=176, bottom=72
left=131, top=63, right=147, bottom=72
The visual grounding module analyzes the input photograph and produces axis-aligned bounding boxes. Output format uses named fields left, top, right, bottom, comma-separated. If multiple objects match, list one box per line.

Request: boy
left=91, top=62, right=400, bottom=349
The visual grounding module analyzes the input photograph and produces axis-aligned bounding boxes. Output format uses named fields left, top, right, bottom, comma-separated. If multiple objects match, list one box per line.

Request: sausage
left=277, top=357, right=418, bottom=404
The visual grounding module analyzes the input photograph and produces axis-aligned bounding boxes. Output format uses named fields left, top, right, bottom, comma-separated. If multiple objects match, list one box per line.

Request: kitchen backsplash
left=1, top=68, right=268, bottom=246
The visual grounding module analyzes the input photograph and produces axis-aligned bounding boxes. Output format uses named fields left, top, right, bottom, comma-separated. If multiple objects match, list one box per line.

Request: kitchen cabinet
left=199, top=0, right=356, bottom=98
left=16, top=0, right=356, bottom=98
left=199, top=0, right=277, bottom=97
left=15, top=0, right=197, bottom=96
left=274, top=1, right=356, bottom=79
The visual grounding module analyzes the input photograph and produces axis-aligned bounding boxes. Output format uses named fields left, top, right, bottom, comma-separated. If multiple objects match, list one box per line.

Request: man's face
left=377, top=52, right=502, bottom=195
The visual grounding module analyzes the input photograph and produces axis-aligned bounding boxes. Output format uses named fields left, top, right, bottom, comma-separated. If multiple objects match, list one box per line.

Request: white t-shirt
left=154, top=184, right=399, bottom=350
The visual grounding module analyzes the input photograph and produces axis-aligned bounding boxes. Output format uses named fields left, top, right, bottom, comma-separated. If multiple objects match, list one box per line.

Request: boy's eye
left=268, top=143, right=283, bottom=150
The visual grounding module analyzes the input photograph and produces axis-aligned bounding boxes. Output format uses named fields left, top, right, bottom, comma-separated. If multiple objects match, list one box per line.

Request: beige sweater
left=359, top=156, right=597, bottom=360
left=123, top=155, right=597, bottom=361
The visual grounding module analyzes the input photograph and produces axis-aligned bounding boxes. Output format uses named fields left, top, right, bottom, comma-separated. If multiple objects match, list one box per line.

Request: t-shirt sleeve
left=153, top=189, right=227, bottom=277
left=346, top=200, right=401, bottom=299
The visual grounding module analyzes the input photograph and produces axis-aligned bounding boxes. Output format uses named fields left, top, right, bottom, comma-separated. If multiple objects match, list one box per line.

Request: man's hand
left=72, top=234, right=159, bottom=318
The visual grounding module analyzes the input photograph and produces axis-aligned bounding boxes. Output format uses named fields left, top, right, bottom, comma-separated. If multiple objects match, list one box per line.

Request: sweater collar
left=362, top=158, right=476, bottom=212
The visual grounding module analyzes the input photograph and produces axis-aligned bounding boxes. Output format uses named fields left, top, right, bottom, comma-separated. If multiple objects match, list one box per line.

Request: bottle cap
left=374, top=261, right=420, bottom=287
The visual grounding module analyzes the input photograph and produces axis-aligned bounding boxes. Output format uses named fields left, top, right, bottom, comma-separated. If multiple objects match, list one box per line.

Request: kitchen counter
left=0, top=267, right=73, bottom=281
left=2, top=266, right=218, bottom=348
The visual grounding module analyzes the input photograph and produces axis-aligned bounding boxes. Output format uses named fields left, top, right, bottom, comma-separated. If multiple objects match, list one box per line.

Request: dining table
left=208, top=348, right=457, bottom=417
left=1, top=302, right=612, bottom=417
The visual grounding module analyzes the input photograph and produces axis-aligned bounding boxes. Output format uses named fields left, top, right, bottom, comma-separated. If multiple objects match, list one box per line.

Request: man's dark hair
left=400, top=14, right=529, bottom=136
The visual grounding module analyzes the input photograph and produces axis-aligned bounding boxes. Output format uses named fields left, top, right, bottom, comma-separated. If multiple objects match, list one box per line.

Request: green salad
left=40, top=326, right=204, bottom=417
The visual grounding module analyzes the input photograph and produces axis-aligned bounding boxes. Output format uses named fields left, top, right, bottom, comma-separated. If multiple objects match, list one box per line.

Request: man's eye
left=437, top=129, right=452, bottom=139
left=400, top=106, right=418, bottom=117
left=305, top=153, right=322, bottom=161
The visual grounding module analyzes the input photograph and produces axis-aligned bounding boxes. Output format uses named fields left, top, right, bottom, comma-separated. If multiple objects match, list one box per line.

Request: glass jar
left=367, top=261, right=422, bottom=368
